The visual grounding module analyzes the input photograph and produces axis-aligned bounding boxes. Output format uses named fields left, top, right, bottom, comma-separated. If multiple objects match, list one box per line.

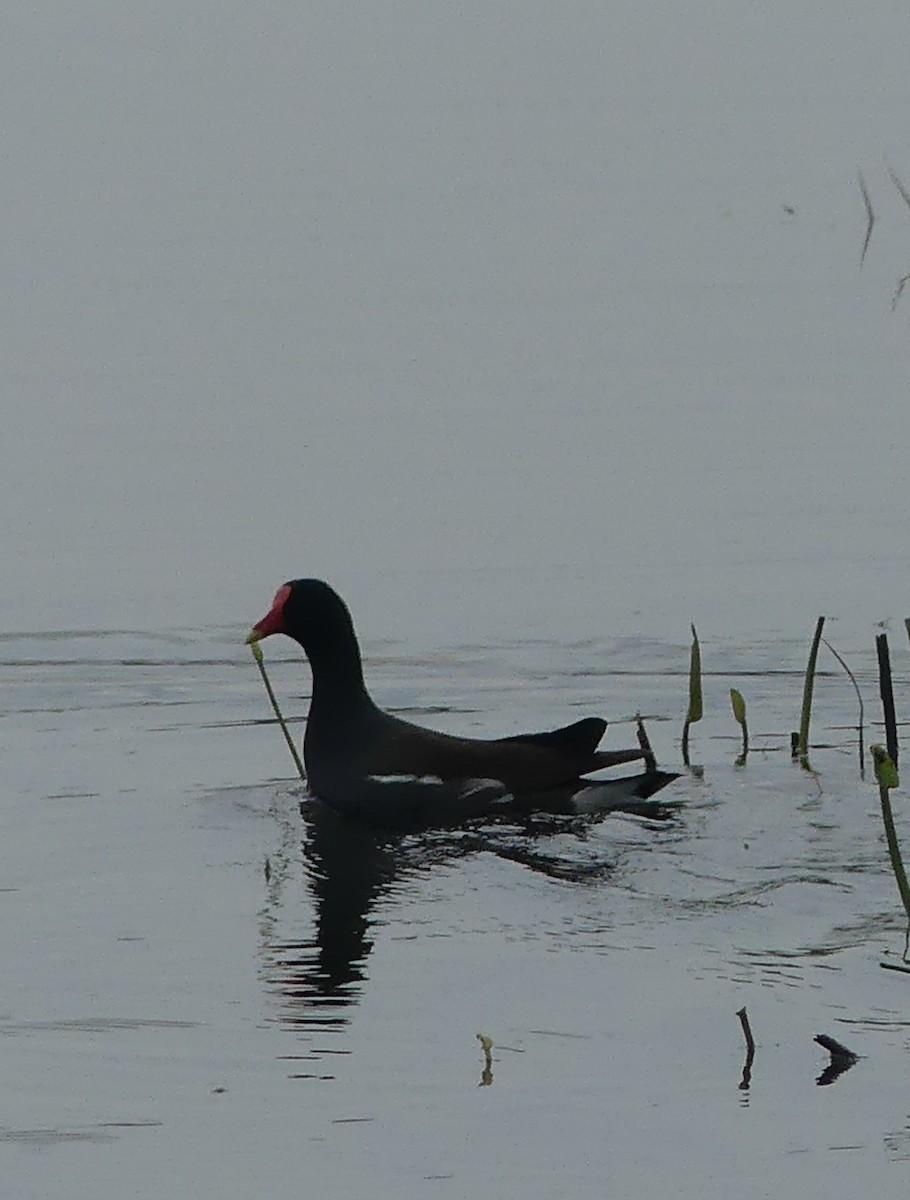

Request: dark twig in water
left=736, top=1007, right=755, bottom=1054
left=814, top=1034, right=857, bottom=1061
left=858, top=170, right=875, bottom=267
left=815, top=1033, right=859, bottom=1086
left=635, top=713, right=657, bottom=773
left=822, top=638, right=864, bottom=777
left=735, top=1007, right=755, bottom=1091
left=876, top=633, right=899, bottom=768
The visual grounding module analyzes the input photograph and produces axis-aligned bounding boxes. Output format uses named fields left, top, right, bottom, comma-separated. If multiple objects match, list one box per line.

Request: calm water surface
left=4, top=628, right=910, bottom=1198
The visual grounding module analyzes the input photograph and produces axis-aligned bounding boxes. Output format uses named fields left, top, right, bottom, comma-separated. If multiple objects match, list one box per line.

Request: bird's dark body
left=248, top=579, right=676, bottom=826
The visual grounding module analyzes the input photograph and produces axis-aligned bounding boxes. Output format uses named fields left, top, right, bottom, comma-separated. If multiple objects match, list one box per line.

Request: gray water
left=4, top=630, right=910, bottom=1198
left=4, top=3, right=910, bottom=1196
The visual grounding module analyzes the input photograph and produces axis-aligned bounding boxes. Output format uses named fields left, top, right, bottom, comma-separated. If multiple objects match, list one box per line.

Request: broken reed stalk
left=797, top=617, right=825, bottom=768
left=814, top=1032, right=859, bottom=1085
left=876, top=633, right=899, bottom=768
left=249, top=641, right=307, bottom=781
left=871, top=745, right=910, bottom=923
left=822, top=638, right=865, bottom=777
left=814, top=1034, right=857, bottom=1063
left=682, top=624, right=702, bottom=767
left=735, top=1006, right=755, bottom=1091
left=635, top=713, right=657, bottom=774
left=730, top=688, right=748, bottom=762
left=735, top=1007, right=755, bottom=1055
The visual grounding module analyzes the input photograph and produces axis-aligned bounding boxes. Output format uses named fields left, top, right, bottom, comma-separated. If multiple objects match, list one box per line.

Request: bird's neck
left=303, top=632, right=372, bottom=715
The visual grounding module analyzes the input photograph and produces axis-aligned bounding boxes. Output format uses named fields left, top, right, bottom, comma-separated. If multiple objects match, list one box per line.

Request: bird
left=247, top=578, right=677, bottom=827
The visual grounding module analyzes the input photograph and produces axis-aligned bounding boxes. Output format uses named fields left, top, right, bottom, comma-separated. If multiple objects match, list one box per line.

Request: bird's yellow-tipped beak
left=246, top=584, right=291, bottom=644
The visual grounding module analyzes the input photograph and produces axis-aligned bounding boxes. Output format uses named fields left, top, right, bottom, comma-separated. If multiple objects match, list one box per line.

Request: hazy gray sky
left=3, top=3, right=909, bottom=639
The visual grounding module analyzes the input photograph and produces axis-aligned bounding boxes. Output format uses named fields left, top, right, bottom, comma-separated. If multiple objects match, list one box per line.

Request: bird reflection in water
left=261, top=794, right=678, bottom=1037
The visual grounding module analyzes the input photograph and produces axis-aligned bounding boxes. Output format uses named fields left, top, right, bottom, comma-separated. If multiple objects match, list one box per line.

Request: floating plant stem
left=682, top=624, right=702, bottom=767
left=877, top=633, right=899, bottom=768
left=797, top=617, right=825, bottom=769
left=249, top=640, right=306, bottom=781
left=730, top=688, right=748, bottom=763
left=871, top=744, right=910, bottom=924
left=822, top=638, right=865, bottom=777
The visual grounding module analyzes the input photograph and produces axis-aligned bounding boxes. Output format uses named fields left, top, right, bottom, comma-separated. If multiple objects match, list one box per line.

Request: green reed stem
left=872, top=745, right=910, bottom=923
left=249, top=641, right=306, bottom=781
left=730, top=688, right=748, bottom=762
left=682, top=624, right=702, bottom=767
left=876, top=633, right=899, bottom=769
left=822, top=638, right=864, bottom=777
left=798, top=617, right=825, bottom=769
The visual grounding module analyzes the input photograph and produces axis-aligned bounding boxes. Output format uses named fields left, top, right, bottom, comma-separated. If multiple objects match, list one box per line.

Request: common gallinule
left=247, top=579, right=676, bottom=826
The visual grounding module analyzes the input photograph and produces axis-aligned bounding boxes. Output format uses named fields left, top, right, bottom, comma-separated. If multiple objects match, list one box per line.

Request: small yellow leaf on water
left=476, top=1034, right=493, bottom=1054
left=730, top=688, right=746, bottom=727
